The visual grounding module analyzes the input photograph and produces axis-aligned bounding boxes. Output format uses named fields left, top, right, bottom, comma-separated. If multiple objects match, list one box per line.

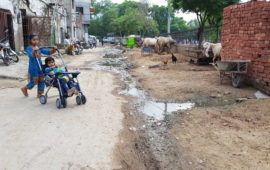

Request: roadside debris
left=198, top=159, right=204, bottom=164
left=103, top=48, right=124, bottom=58
left=129, top=127, right=137, bottom=132
left=235, top=98, right=249, bottom=102
left=255, top=91, right=269, bottom=99
left=148, top=64, right=162, bottom=69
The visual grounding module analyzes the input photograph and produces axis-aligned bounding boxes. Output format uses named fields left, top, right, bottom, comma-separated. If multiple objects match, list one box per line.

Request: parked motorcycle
left=79, top=41, right=84, bottom=53
left=0, top=32, right=19, bottom=66
left=88, top=39, right=95, bottom=49
left=81, top=41, right=90, bottom=49
left=93, top=42, right=97, bottom=48
left=89, top=42, right=94, bottom=49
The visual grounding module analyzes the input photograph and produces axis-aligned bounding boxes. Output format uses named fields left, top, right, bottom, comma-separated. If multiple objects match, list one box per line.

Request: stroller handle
left=40, top=46, right=68, bottom=72
left=40, top=46, right=59, bottom=52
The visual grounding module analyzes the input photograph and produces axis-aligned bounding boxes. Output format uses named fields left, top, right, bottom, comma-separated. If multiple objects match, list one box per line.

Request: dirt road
left=1, top=46, right=269, bottom=170
left=0, top=48, right=125, bottom=170
left=126, top=48, right=270, bottom=170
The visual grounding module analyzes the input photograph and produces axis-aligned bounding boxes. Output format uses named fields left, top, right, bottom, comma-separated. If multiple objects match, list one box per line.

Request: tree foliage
left=169, top=0, right=239, bottom=46
left=90, top=0, right=115, bottom=16
left=150, top=5, right=168, bottom=33
left=89, top=0, right=191, bottom=37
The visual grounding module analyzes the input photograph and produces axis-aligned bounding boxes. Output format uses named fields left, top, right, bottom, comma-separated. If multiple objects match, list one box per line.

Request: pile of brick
left=221, top=0, right=270, bottom=94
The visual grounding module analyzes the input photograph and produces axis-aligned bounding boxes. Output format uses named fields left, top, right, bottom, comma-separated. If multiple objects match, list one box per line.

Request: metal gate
left=22, top=16, right=52, bottom=48
left=0, top=9, right=15, bottom=50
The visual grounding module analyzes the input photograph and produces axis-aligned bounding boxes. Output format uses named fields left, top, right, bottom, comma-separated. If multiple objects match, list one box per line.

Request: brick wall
left=221, top=0, right=270, bottom=94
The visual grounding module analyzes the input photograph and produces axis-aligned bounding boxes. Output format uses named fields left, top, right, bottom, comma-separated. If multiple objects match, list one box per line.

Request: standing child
left=21, top=33, right=56, bottom=97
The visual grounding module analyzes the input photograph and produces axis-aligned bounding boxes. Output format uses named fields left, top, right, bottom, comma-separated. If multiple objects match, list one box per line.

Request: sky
left=110, top=0, right=253, bottom=21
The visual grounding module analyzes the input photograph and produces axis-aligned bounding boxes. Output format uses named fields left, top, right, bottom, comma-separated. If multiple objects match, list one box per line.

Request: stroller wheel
left=61, top=97, right=67, bottom=108
left=76, top=96, right=82, bottom=105
left=81, top=95, right=87, bottom=104
left=56, top=98, right=61, bottom=109
left=3, top=57, right=10, bottom=66
left=39, top=95, right=47, bottom=104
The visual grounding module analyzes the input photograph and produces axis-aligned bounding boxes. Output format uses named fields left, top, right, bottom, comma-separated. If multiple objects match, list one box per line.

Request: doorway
left=0, top=9, right=15, bottom=50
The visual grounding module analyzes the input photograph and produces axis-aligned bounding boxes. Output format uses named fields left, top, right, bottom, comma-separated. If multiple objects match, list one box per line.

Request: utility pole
left=167, top=7, right=171, bottom=34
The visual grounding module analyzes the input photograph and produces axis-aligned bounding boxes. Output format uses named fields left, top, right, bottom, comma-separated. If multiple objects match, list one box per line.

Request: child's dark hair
left=28, top=33, right=39, bottom=45
left=45, top=57, right=55, bottom=67
left=28, top=33, right=38, bottom=40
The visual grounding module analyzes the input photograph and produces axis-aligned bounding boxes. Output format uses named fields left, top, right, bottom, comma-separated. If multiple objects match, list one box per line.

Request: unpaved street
left=126, top=48, right=270, bottom=170
left=0, top=48, right=124, bottom=170
left=1, top=46, right=270, bottom=170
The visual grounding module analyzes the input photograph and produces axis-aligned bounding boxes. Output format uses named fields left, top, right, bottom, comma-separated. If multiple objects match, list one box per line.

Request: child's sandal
left=67, top=87, right=76, bottom=97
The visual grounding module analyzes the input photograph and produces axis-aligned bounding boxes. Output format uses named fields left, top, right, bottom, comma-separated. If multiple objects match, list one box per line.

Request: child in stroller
left=44, top=57, right=78, bottom=97
left=38, top=47, right=86, bottom=109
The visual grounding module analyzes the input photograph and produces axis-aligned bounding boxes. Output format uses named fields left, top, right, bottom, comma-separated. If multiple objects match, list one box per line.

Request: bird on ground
left=171, top=53, right=177, bottom=64
left=163, top=59, right=168, bottom=65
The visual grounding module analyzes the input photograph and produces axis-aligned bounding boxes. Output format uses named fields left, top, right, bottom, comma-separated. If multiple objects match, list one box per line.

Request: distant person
left=93, top=37, right=97, bottom=48
left=64, top=34, right=70, bottom=45
left=21, top=33, right=56, bottom=97
left=64, top=34, right=73, bottom=55
left=101, top=39, right=104, bottom=46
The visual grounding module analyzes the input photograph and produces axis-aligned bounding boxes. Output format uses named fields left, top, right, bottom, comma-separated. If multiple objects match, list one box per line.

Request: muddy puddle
left=88, top=48, right=192, bottom=120
left=141, top=101, right=194, bottom=120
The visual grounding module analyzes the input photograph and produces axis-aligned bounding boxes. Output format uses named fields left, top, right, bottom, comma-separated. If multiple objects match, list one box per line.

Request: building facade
left=75, top=0, right=90, bottom=41
left=64, top=0, right=76, bottom=40
left=0, top=0, right=89, bottom=51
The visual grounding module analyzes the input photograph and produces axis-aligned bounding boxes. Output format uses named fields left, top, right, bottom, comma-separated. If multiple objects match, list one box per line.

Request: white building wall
left=0, top=0, right=69, bottom=51
left=64, top=0, right=76, bottom=40
left=75, top=0, right=90, bottom=41
left=0, top=0, right=24, bottom=51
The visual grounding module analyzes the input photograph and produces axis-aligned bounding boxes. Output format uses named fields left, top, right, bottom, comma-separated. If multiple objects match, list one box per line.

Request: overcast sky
left=109, top=0, right=255, bottom=21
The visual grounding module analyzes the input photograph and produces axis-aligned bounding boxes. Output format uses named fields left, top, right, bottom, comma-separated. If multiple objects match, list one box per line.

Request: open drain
left=89, top=48, right=246, bottom=121
left=141, top=100, right=195, bottom=120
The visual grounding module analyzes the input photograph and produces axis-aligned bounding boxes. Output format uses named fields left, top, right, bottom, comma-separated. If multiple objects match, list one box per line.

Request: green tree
left=187, top=19, right=199, bottom=28
left=91, top=0, right=115, bottom=17
left=111, top=7, right=158, bottom=36
left=89, top=18, right=103, bottom=36
left=101, top=7, right=119, bottom=35
left=150, top=5, right=191, bottom=34
left=117, top=1, right=140, bottom=16
left=171, top=17, right=189, bottom=32
left=90, top=0, right=192, bottom=37
left=150, top=5, right=168, bottom=34
left=169, top=0, right=239, bottom=47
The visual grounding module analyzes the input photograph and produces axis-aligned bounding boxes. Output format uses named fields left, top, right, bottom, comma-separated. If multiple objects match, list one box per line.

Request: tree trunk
left=197, top=23, right=205, bottom=49
left=215, top=25, right=220, bottom=43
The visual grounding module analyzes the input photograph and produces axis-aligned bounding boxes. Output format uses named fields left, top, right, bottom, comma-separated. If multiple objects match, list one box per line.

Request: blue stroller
left=37, top=47, right=87, bottom=109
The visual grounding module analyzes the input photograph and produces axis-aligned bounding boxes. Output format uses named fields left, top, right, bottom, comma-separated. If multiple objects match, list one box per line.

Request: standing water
left=89, top=47, right=195, bottom=120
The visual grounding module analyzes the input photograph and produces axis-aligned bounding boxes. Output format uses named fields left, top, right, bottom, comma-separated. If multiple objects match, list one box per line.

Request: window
left=72, top=0, right=74, bottom=9
left=76, top=7, right=84, bottom=14
left=20, top=9, right=26, bottom=17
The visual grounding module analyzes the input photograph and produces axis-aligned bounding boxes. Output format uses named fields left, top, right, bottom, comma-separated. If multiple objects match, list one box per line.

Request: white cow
left=141, top=38, right=158, bottom=52
left=203, top=42, right=222, bottom=62
left=156, top=36, right=177, bottom=53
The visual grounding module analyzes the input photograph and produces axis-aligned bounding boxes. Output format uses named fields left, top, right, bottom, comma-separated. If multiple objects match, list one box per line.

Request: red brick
left=221, top=1, right=270, bottom=93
